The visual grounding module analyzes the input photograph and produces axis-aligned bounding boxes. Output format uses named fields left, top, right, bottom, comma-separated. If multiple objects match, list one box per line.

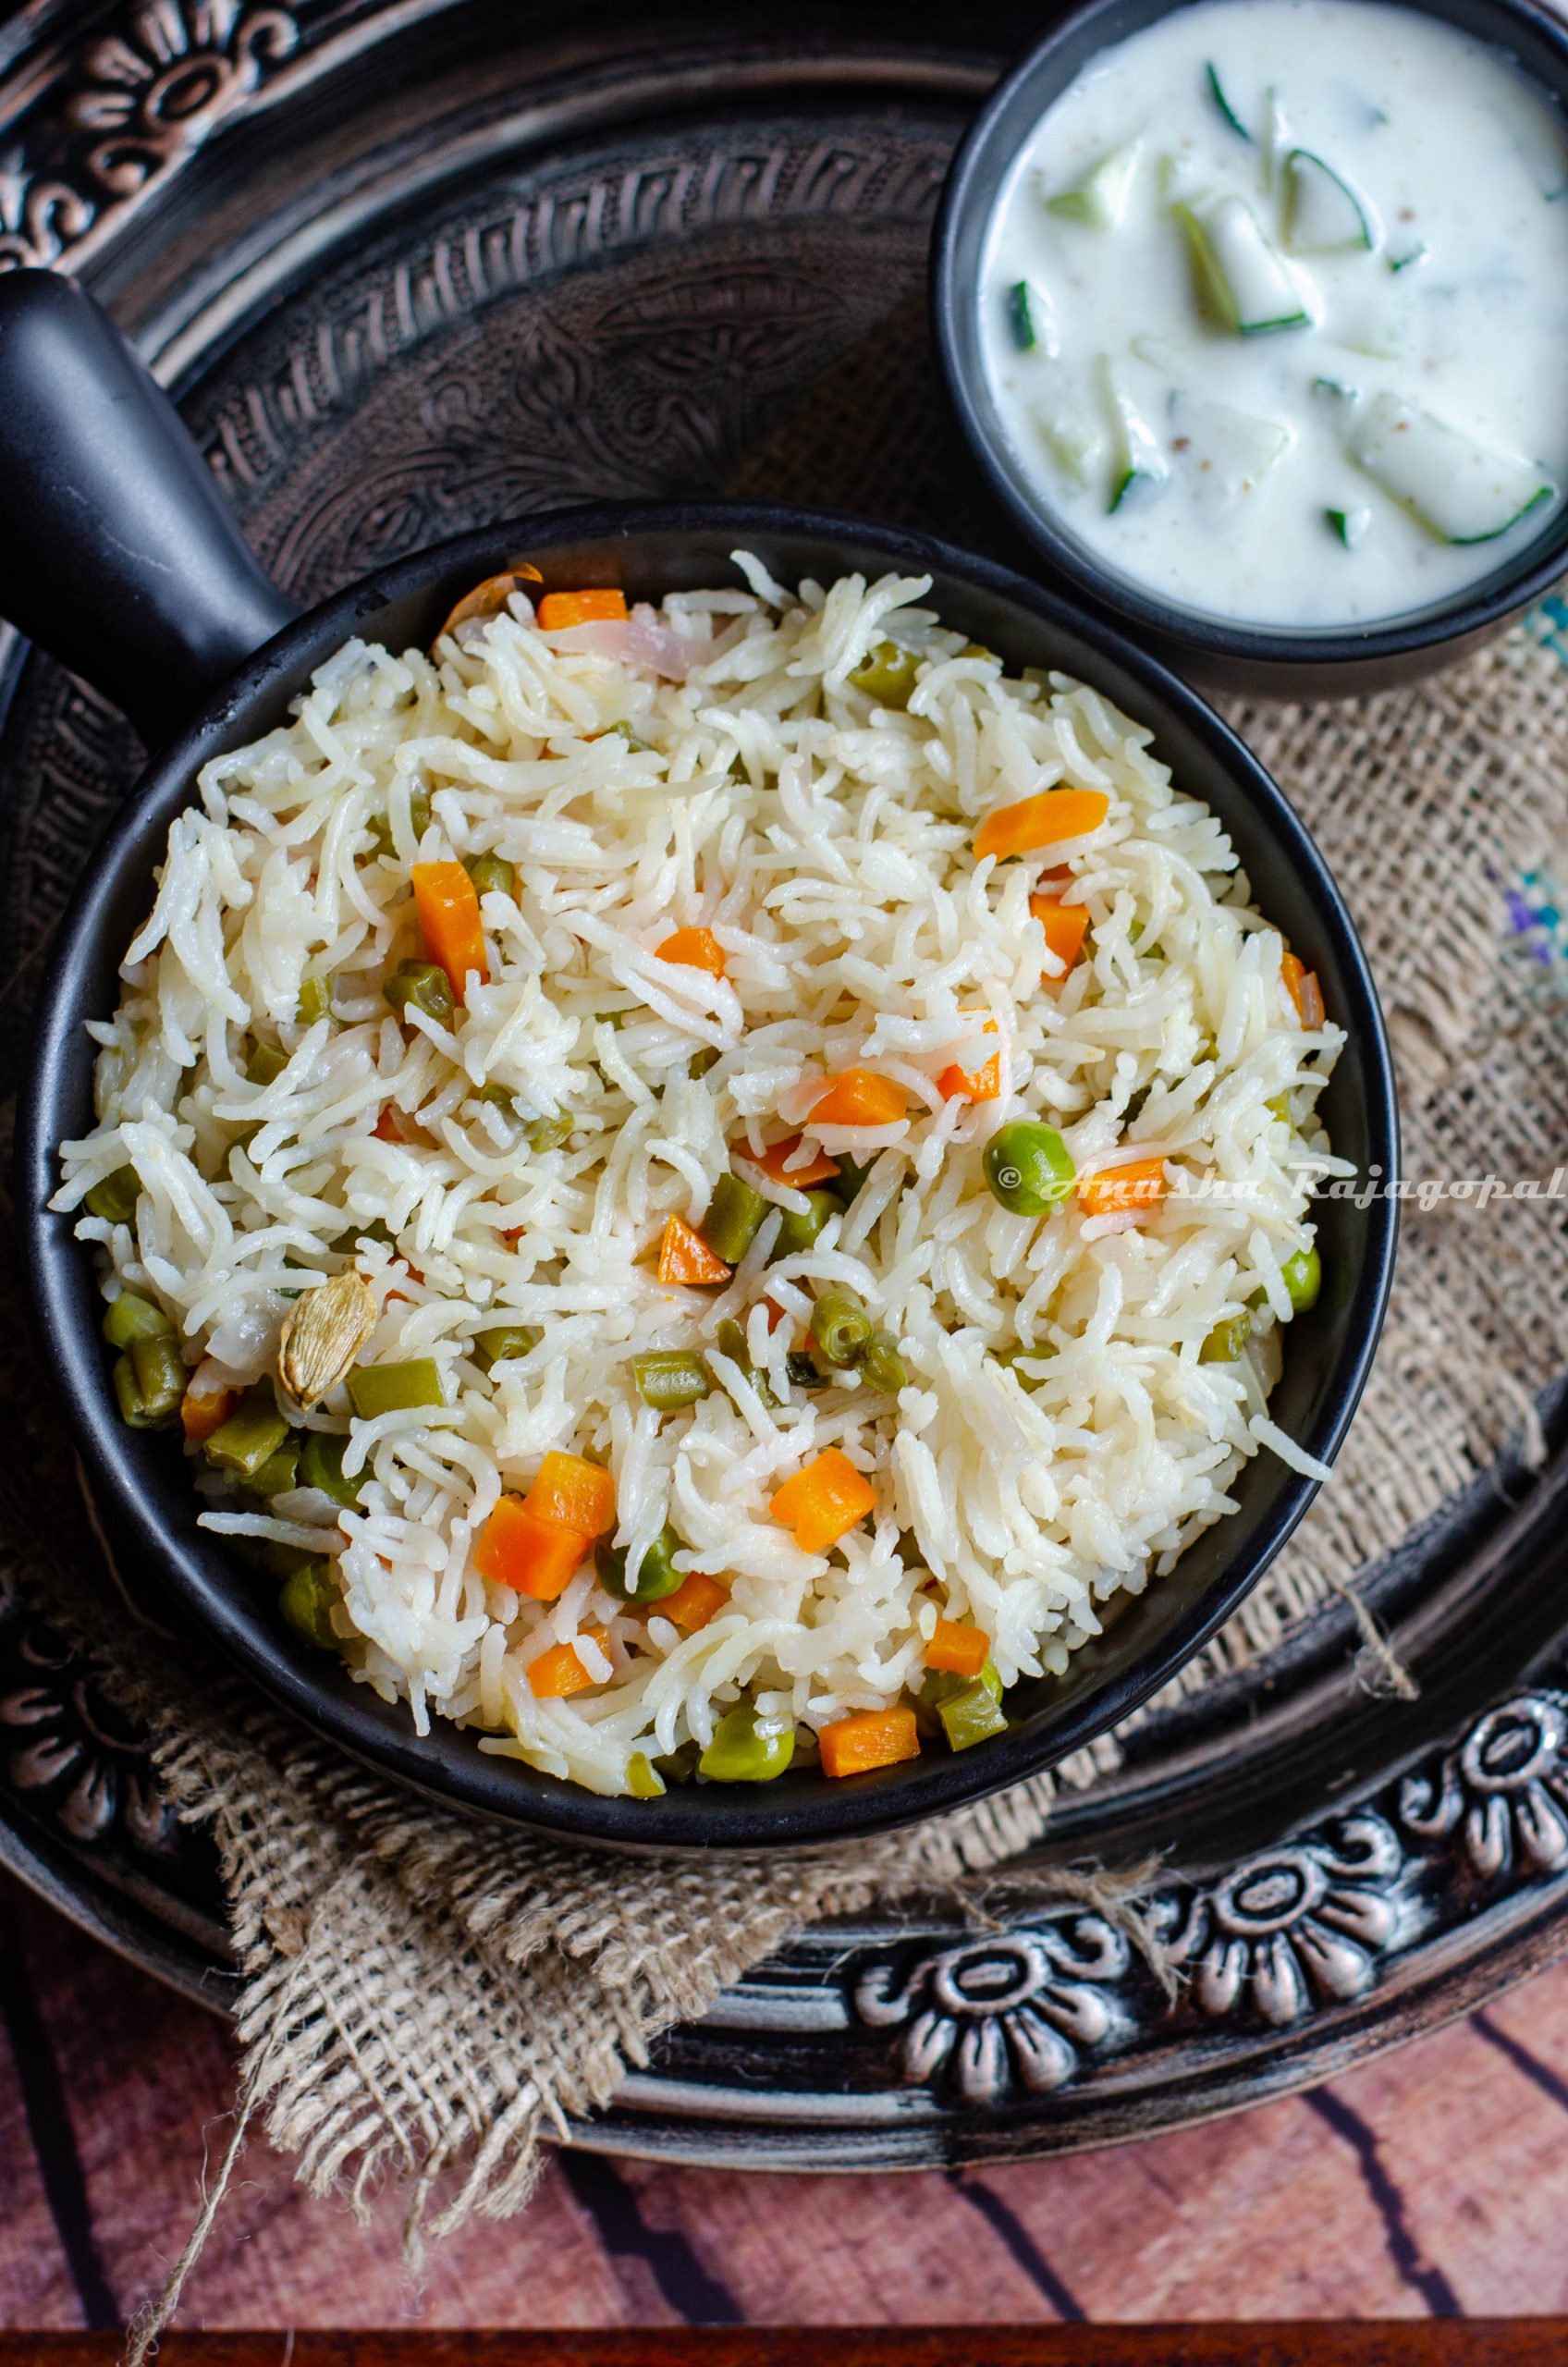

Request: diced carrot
left=474, top=1495, right=586, bottom=1600
left=521, top=1450, right=617, bottom=1540
left=770, top=1448, right=877, bottom=1554
left=659, top=1571, right=730, bottom=1633
left=180, top=1375, right=237, bottom=1446
left=412, top=861, right=487, bottom=1001
left=761, top=1297, right=790, bottom=1333
left=656, top=926, right=726, bottom=977
left=974, top=789, right=1109, bottom=864
left=537, top=589, right=628, bottom=630
left=434, top=566, right=542, bottom=644
left=498, top=1224, right=526, bottom=1244
left=808, top=1069, right=910, bottom=1128
left=374, top=1107, right=402, bottom=1142
left=937, top=1012, right=1000, bottom=1105
left=658, top=1212, right=731, bottom=1287
left=528, top=1625, right=610, bottom=1699
left=740, top=1134, right=841, bottom=1188
left=1281, top=950, right=1326, bottom=1029
left=819, top=1706, right=921, bottom=1780
left=1078, top=1156, right=1168, bottom=1220
left=1030, top=893, right=1092, bottom=981
left=926, top=1618, right=989, bottom=1678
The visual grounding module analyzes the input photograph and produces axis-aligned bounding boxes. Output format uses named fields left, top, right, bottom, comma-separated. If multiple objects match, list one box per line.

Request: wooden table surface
left=4, top=1870, right=1568, bottom=2336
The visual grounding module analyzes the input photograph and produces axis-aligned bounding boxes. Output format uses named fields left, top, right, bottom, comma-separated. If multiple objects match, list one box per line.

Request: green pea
left=299, top=1429, right=363, bottom=1508
left=384, top=961, right=455, bottom=1027
left=84, top=1165, right=141, bottom=1225
left=1265, top=1093, right=1292, bottom=1125
left=847, top=640, right=920, bottom=707
left=626, top=1751, right=666, bottom=1798
left=103, top=1292, right=173, bottom=1350
left=364, top=812, right=396, bottom=860
left=526, top=1112, right=573, bottom=1153
left=937, top=1675, right=1010, bottom=1753
left=983, top=1122, right=1076, bottom=1217
left=594, top=1009, right=628, bottom=1032
left=1281, top=1245, right=1321, bottom=1312
left=247, top=1438, right=302, bottom=1499
left=698, top=1706, right=795, bottom=1783
left=296, top=975, right=333, bottom=1025
left=858, top=1329, right=908, bottom=1394
left=409, top=785, right=433, bottom=840
left=772, top=1188, right=839, bottom=1259
left=653, top=1741, right=701, bottom=1786
left=993, top=1341, right=1055, bottom=1390
left=346, top=1359, right=446, bottom=1417
left=205, top=1386, right=289, bottom=1479
left=246, top=1041, right=289, bottom=1087
left=1200, top=1313, right=1252, bottom=1364
left=598, top=1520, right=685, bottom=1604
left=475, top=1325, right=541, bottom=1370
left=278, top=1560, right=340, bottom=1651
left=631, top=1352, right=712, bottom=1412
left=701, top=1172, right=769, bottom=1266
left=464, top=852, right=516, bottom=900
left=813, top=1288, right=872, bottom=1367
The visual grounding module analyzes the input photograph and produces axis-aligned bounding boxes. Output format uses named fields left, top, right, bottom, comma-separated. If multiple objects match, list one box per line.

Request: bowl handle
left=0, top=270, right=300, bottom=750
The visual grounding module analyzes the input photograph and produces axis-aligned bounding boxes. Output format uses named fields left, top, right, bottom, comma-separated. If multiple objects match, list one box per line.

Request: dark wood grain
left=7, top=2329, right=1568, bottom=2362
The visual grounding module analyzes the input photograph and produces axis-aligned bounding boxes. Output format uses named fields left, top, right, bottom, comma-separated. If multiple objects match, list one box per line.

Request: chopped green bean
left=246, top=1041, right=289, bottom=1087
left=698, top=1706, right=795, bottom=1782
left=713, top=1318, right=778, bottom=1408
left=526, top=1112, right=573, bottom=1153
left=474, top=1083, right=517, bottom=1124
left=1201, top=1313, right=1252, bottom=1364
left=599, top=1519, right=685, bottom=1604
left=346, top=1359, right=446, bottom=1417
left=129, top=1333, right=187, bottom=1422
left=654, top=1740, right=701, bottom=1785
left=331, top=1217, right=394, bottom=1253
left=464, top=852, right=516, bottom=899
left=111, top=1354, right=161, bottom=1429
left=364, top=812, right=395, bottom=859
left=604, top=719, right=654, bottom=752
left=84, top=1165, right=141, bottom=1225
left=300, top=1429, right=363, bottom=1507
left=475, top=1325, right=541, bottom=1370
left=688, top=1047, right=721, bottom=1080
left=813, top=1288, right=872, bottom=1367
left=829, top=1153, right=871, bottom=1206
left=848, top=640, right=920, bottom=707
left=1265, top=1092, right=1292, bottom=1124
left=937, top=1674, right=1010, bottom=1752
left=103, top=1291, right=173, bottom=1350
left=205, top=1387, right=290, bottom=1478
left=296, top=975, right=333, bottom=1025
left=983, top=1122, right=1076, bottom=1217
left=278, top=1560, right=340, bottom=1650
left=409, top=785, right=433, bottom=840
left=1281, top=1245, right=1321, bottom=1311
left=787, top=1350, right=827, bottom=1391
left=247, top=1438, right=301, bottom=1499
left=594, top=1009, right=627, bottom=1032
left=701, top=1172, right=769, bottom=1265
left=858, top=1329, right=908, bottom=1393
left=384, top=960, right=455, bottom=1026
left=626, top=1751, right=666, bottom=1798
left=772, top=1188, right=838, bottom=1259
left=631, top=1352, right=712, bottom=1412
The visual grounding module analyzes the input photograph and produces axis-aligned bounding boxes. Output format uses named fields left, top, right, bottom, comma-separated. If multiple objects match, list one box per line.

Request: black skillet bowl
left=934, top=0, right=1568, bottom=700
left=4, top=270, right=1398, bottom=1853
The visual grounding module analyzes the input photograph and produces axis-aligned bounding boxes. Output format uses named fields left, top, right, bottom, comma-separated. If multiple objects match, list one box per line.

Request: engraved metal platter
left=4, top=0, right=1568, bottom=2163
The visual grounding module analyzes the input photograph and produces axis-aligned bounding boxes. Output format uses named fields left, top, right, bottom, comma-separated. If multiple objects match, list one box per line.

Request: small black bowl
left=4, top=272, right=1398, bottom=1853
left=934, top=0, right=1568, bottom=699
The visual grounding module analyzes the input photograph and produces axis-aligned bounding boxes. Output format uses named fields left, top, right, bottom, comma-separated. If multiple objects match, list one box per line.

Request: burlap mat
left=4, top=305, right=1568, bottom=2339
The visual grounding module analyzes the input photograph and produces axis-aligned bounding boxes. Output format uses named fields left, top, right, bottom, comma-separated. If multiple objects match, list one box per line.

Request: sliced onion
left=551, top=615, right=692, bottom=680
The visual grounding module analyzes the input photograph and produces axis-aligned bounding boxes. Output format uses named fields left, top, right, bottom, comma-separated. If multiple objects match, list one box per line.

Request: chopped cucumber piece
left=1261, top=90, right=1290, bottom=192
left=1169, top=391, right=1292, bottom=510
left=1101, top=362, right=1168, bottom=511
left=1345, top=393, right=1554, bottom=543
left=1333, top=305, right=1407, bottom=360
left=1326, top=505, right=1372, bottom=547
left=1131, top=332, right=1181, bottom=372
left=1158, top=150, right=1208, bottom=209
left=1313, top=374, right=1359, bottom=405
left=1007, top=276, right=1057, bottom=356
left=1205, top=61, right=1252, bottom=141
left=1176, top=196, right=1313, bottom=335
left=1281, top=150, right=1377, bottom=253
left=1046, top=141, right=1142, bottom=229
left=1030, top=373, right=1104, bottom=488
left=1387, top=242, right=1427, bottom=273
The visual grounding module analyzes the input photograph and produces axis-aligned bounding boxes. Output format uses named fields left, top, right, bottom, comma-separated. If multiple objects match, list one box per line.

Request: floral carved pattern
left=855, top=1912, right=1133, bottom=2104
left=0, top=0, right=299, bottom=272
left=1399, top=1690, right=1568, bottom=1880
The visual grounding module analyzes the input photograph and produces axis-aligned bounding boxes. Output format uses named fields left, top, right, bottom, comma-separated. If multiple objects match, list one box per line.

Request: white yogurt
left=978, top=0, right=1568, bottom=626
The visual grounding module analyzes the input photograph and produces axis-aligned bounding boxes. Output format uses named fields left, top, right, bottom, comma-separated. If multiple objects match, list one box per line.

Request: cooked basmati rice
left=54, top=561, right=1343, bottom=1797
